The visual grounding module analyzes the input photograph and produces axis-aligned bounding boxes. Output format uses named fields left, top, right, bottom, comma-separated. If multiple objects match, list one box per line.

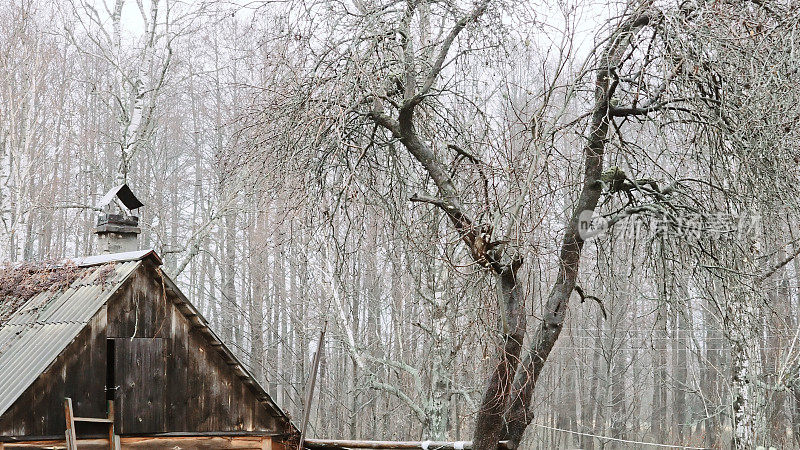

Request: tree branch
left=573, top=285, right=607, bottom=320
left=411, top=0, right=490, bottom=105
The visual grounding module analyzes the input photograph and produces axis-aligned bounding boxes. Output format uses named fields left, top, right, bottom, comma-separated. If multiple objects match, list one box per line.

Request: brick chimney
left=94, top=184, right=144, bottom=254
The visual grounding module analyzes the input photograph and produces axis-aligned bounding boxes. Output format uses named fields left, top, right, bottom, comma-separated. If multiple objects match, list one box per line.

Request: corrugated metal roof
left=0, top=252, right=149, bottom=417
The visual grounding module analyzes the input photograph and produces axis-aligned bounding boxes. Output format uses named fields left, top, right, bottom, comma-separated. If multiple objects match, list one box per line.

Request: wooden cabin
left=0, top=187, right=297, bottom=449
left=0, top=249, right=296, bottom=449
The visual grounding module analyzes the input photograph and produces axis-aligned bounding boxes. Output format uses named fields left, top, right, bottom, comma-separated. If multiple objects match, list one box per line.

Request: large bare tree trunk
left=501, top=11, right=656, bottom=448
left=472, top=265, right=526, bottom=450
left=729, top=293, right=764, bottom=450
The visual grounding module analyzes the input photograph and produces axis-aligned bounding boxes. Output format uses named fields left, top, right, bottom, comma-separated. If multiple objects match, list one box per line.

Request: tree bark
left=730, top=295, right=762, bottom=450
left=472, top=265, right=526, bottom=450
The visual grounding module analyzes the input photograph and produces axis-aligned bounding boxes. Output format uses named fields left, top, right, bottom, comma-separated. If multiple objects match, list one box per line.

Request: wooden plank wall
left=106, top=262, right=284, bottom=434
left=0, top=310, right=109, bottom=437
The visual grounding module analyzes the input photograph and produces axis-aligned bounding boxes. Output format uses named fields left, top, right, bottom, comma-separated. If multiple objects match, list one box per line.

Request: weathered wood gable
left=0, top=256, right=292, bottom=441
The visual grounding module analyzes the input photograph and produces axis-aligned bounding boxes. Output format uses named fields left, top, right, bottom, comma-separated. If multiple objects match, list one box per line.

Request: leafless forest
left=3, top=0, right=800, bottom=448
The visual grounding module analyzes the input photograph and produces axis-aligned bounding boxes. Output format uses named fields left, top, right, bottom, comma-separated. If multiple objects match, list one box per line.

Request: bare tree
left=7, top=0, right=800, bottom=447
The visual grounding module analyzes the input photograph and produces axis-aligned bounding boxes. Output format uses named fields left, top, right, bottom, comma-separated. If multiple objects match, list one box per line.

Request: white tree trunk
left=729, top=292, right=764, bottom=449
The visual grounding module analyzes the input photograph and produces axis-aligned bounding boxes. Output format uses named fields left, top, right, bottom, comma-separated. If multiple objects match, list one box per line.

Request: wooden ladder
left=64, top=398, right=120, bottom=450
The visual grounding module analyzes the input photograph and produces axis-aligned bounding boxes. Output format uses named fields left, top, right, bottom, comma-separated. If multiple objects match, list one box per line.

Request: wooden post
left=108, top=400, right=120, bottom=450
left=64, top=398, right=77, bottom=450
left=298, top=322, right=326, bottom=450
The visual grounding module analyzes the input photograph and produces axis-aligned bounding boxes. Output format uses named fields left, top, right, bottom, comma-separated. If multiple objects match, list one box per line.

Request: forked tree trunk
left=367, top=7, right=655, bottom=449
left=499, top=12, right=656, bottom=448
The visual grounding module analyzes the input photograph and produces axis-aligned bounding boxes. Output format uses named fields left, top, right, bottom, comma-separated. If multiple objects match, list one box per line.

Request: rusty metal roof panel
left=0, top=257, right=143, bottom=417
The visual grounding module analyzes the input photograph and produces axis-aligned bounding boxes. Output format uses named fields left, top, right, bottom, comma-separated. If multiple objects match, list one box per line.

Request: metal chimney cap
left=97, top=184, right=144, bottom=210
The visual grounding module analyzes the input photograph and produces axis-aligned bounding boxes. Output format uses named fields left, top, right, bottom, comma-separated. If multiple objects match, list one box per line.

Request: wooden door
left=113, top=337, right=167, bottom=434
